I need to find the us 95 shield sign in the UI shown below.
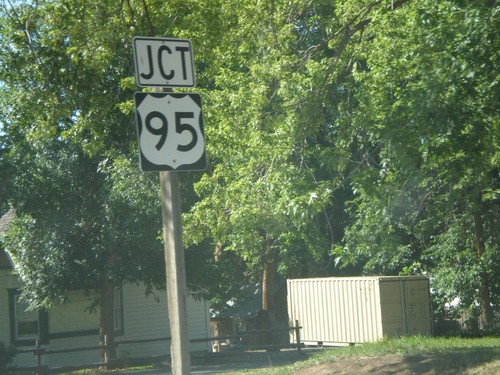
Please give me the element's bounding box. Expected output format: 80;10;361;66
135;92;206;171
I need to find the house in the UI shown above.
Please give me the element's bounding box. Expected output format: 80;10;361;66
0;209;211;370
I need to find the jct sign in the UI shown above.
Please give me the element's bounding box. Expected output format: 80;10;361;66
133;37;195;87
135;92;206;171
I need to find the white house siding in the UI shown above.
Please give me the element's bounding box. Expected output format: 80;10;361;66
118;284;210;359
186;297;211;352
3;282;102;369
1;278;210;369
37;335;100;369
49;291;99;332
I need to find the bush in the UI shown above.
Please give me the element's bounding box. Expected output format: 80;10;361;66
0;341;15;370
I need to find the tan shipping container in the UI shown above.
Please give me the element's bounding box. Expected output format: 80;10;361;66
287;276;432;346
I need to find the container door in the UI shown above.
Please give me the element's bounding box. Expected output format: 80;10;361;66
405;279;432;336
379;281;407;337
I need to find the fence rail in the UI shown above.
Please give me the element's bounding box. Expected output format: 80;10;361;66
9;321;302;374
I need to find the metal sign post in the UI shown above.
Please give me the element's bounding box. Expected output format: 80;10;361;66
133;37;205;375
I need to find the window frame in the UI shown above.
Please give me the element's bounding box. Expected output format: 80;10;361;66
8;289;49;346
113;286;124;335
8;287;125;346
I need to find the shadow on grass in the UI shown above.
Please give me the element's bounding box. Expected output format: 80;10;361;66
378;347;500;375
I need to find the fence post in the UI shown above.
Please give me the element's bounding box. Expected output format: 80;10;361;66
34;338;43;375
295;320;301;353
104;334;109;367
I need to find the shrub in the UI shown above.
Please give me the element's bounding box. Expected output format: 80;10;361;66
0;341;16;370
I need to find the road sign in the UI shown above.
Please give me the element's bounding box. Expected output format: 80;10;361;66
133;37;195;88
135;92;206;171
133;37;197;374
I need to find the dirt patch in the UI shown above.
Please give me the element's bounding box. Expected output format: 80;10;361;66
111;346;500;374
293;353;500;375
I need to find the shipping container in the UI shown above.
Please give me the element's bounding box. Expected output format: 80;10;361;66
287;276;432;346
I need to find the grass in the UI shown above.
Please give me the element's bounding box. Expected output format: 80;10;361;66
54;336;500;374
57;364;157;375
233;336;500;375
319;335;500;357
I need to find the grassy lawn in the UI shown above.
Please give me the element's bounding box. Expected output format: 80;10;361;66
234;336;500;375
55;336;500;374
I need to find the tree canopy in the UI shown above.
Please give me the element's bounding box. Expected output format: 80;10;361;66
333;0;499;330
0;0;498;334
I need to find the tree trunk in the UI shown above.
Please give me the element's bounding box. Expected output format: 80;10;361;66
473;209;492;330
262;255;275;313
261;231;276;311
99;276;117;367
261;234;277;348
214;242;222;262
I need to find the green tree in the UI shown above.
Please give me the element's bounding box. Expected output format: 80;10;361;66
183;0;347;337
0;131;13;214
3;1;496;354
331;0;499;329
184;0;499;333
0;0;177;362
4;142;165;358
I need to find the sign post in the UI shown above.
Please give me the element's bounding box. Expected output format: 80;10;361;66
160;168;191;374
133;37;204;375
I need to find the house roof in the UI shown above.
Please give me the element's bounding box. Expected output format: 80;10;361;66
0;208;15;233
0;208;15;269
0;250;11;269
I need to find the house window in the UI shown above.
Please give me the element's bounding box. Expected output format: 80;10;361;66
15;296;39;339
8;290;48;346
8;288;123;345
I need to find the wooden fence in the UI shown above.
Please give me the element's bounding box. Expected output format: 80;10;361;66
9;321;303;374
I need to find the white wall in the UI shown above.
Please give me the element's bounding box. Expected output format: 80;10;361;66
119;284;210;359
1;279;210;369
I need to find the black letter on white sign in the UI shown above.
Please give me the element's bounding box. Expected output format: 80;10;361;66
158;45;174;80
175;46;190;81
140;45;154;80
